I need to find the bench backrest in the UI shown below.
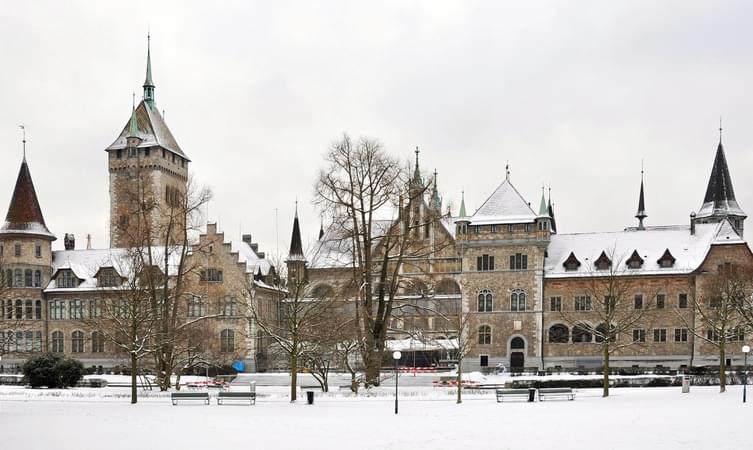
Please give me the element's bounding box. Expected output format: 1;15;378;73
496;389;530;394
171;392;209;397
539;388;572;393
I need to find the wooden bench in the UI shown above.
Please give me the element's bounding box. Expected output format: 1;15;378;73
538;387;574;401
495;388;531;402
171;392;210;405
217;391;256;405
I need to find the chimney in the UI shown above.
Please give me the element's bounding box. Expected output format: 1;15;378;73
690;212;696;235
242;234;253;245
86;234;92;250
64;233;75;250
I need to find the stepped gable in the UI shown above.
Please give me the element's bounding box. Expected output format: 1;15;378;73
0;159;55;240
470;179;537;225
106;99;189;160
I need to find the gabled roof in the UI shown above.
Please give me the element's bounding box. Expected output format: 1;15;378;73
470;179;537;225
697;141;744;218
0;159;55;240
545;221;744;278
106;99;189;160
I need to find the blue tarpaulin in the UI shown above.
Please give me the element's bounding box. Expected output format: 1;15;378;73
232;360;245;372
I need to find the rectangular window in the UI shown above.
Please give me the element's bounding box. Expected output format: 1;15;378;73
476;255;494;271
35;245;41;258
656;294;666;309
69;299;84;320
525;224;532;232
220;296;238;316
574;296;592;311
89;299;102;319
632;329;646;343
507;224;514;232
187;296;205;317
480;355;489;367
50;300;65;320
0;245;3;256
634;294;643;310
678;293;688;309
674;328;688;342
550;296;562;312
509;253;528;270
653;328;667;342
14;244;21;257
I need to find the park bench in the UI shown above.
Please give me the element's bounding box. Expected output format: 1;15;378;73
171;392;210;405
495;388;531;402
217;391;256;405
538;387;574;401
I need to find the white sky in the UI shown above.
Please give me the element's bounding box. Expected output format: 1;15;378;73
2;0;753;259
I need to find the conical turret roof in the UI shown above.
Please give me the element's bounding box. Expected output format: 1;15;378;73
697;140;745;219
1;159;55;240
288;208;305;261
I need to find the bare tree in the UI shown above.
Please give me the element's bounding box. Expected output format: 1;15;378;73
560;251;657;397
685;263;750;393
315;133;447;385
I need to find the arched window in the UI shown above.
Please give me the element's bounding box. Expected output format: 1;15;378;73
311;284;335;298
572;323;593;343
51;331;64;353
5;300;12;319
404;279;428;297
595;323;614;343
477;289;493;312
24;269;33;287
24;299;33;319
34;331;42;352
5;269;12;287
511;289;526;311
71;331;84;353
34;270;42;287
91;331;105;353
478;325;492;345
34;300;41;320
14;269;22;287
220;329;235;353
510;336;525;349
435;279;461;295
15;299;22;319
549;324;570;343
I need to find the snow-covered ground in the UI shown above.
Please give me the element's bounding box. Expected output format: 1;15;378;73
1;381;750;449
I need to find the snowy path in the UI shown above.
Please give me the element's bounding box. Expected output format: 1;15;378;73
1;386;749;449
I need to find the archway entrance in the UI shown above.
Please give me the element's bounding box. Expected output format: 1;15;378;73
510;336;525;372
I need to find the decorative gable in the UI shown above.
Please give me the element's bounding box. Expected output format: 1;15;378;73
626;250;644;269
594;251;612;271
563;252;581;271
657;249;676;268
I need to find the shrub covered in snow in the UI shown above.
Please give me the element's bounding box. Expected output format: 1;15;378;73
22;354;84;388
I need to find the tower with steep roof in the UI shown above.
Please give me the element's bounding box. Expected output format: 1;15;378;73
286;205;307;285
694;127;746;236
106;36;190;248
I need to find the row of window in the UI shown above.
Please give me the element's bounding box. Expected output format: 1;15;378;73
476;253;528;272
546;324;745;344
548;293;689;311
0;243;42;258
564;249;677;271
50;331;106;353
115;147;187;168
2;331;43;353
3;268;44;288
464;224;536;235
477;289;527;312
187;296;239;317
2;299;43;320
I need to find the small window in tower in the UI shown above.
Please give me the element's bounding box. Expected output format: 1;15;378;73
145;148;150;157
0;245;3;257
128;147;137;158
119;215;129;228
35;245;41;258
172;154;176;163
116;149;122;159
14;243;21;257
162;149;166;158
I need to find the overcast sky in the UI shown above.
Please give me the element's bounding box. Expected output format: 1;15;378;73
2;0;753;259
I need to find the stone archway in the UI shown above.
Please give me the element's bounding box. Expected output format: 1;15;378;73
509;336;526;372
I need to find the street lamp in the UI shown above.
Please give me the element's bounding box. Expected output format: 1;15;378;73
393;351;401;414
742;345;750;403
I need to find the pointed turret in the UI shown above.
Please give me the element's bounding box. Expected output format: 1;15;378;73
430;169;442;211
635;170;647;230
143;34;155;107
696;126;746;236
0;158;55;240
458;190;467;218
286;204;307;285
454;190;471;237
126;95;143;149
548;188;557;234
538;187;549;217
287;205;305;262
536;186;552;234
410;147;423;190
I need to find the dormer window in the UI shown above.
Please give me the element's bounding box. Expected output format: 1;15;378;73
98;268;120;287
594;251;612;271
657;249;676;268
57;270;78;288
626;250;644;269
563;252;581;271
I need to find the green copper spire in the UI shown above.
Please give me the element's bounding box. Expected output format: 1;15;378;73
538;186;549;216
459;190;467;218
127;94;139;139
143;33;155;107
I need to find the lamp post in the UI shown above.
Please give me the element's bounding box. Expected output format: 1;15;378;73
393;351;401;414
742;345;750;403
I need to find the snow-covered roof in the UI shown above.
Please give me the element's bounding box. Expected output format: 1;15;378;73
230;239;273;276
106;100;189;161
470;179;537;225
309;219;393;269
545;221;745;278
46;247;181;292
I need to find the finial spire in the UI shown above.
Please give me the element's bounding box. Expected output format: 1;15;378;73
127;93;139;139
411;146;423;189
430;169;441;210
459;189;467;218
719;116;723;144
505;162;510;181
635;166;647;230
143;33;155;107
547;187;557;234
19;125;26;161
538;186;549;217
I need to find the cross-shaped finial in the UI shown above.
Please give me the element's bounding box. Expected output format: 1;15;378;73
19;125;26;161
719;116;723;143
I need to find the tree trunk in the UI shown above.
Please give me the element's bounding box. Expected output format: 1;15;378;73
130;353;138;404
456;357;463;404
364;348;382;386
719;341;726;393
602;343;610;398
290;351;298;402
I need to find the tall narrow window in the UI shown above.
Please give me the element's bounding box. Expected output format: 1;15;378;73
477;289;493;312
91;331;105;353
24;269;33;287
71;331;84;353
35;300;42;320
476;254;494;271
478;325;491;345
24;299;33;319
511;290;526;311
678;293;688;309
34;270;41;287
656;294;666;309
69;299;84;319
220;329;235;353
51;331;64;353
